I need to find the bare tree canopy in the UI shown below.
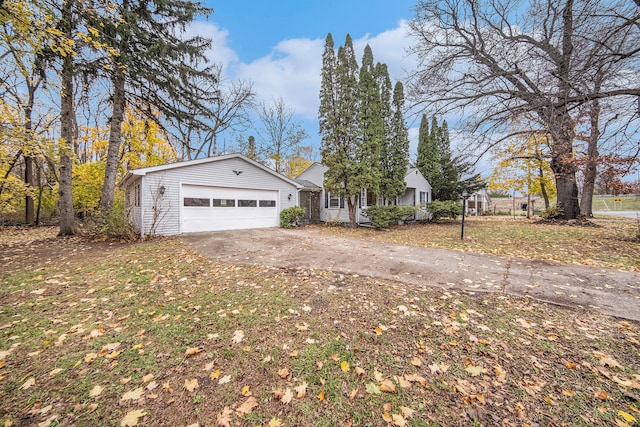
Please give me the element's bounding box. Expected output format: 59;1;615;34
408;0;640;219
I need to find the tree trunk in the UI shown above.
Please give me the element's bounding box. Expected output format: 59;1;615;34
347;195;357;227
58;0;76;236
100;63;126;214
549;115;580;220
538;165;550;210
580;99;600;217
24;81;37;225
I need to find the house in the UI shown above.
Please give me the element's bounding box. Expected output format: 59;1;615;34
466;188;490;215
295;163;432;224
119;153;302;237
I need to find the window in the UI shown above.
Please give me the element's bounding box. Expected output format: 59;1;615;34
325;191;344;209
212;199;235;207
259;200;276;207
329;194;340;208
184;197;210;207
132;183;141;207
419;191;427;207
238;199;257;207
366;190;377;207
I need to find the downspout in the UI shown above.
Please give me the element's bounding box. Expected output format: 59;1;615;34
139;176;145;239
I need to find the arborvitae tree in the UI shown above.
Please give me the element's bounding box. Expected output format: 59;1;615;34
354;45;382;200
435;120;460;201
321;34;361;226
380;81;409;201
416;114;440;198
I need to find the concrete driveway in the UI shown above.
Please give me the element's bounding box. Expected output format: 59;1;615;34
182;227;640;321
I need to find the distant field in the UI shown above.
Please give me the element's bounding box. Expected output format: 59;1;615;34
592;194;640;211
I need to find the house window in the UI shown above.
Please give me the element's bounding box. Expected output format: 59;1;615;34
329;194;340;208
132;183;141;207
259;200;276;207
366;190;377;207
212;199;235;207
184;197;210;207
325;191;344;209
238;199;257;207
419;191;427;207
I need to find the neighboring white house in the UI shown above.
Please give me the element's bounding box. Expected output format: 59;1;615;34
295;163;432;224
119;153;302;237
466;188;490;215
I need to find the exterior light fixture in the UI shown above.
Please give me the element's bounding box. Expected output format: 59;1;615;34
159;186;166;195
288;193;292;201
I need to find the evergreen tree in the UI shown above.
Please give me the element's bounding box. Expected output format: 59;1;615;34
321;34;361;226
95;0;216;214
416;114;440;199
354;45;383;200
417;117;485;201
380;81;409;201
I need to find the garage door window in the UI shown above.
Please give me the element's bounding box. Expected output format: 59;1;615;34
212;198;236;207
259;200;276;207
184;197;210;207
238;199;257;207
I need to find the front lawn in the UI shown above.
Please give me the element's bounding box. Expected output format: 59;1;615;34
0;226;639;426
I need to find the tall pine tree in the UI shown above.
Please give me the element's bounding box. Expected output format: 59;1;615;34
380;81;409;201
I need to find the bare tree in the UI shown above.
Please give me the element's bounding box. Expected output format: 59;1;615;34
169;64;255;160
408;0;640;219
255;97;309;174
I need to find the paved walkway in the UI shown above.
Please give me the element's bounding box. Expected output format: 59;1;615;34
182;228;640;321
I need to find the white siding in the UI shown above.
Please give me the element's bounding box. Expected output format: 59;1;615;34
138;157;299;236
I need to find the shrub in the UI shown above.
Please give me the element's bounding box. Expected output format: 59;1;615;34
280;206;306;228
541;205;563;219
363;205;417;229
427;200;461;222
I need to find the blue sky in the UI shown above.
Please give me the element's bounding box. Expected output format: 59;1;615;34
188;1;488;170
207;1;416;63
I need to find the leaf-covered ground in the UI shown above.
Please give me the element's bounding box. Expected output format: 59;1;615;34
1;226;639;427
322;217;640;271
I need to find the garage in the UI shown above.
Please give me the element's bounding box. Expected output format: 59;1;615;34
120;153;302;237
181;184;278;233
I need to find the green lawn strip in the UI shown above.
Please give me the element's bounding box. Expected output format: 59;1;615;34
321;219;640;271
1;236;639;426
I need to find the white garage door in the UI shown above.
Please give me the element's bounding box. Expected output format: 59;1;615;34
181;184;278;232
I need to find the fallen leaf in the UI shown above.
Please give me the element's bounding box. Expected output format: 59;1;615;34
400;406;414;419
618;411;636;423
278;367;290;379
121;388;144;401
21;378;35;390
89;385;104;397
141;374;154;383
241;385;251;396
410;357;422;367
382;412;393;423
267;419;282;427
340;361;350;372
281;388;293;404
216;407;233;427
210;369;221;380
218;375;231;385
295;382;307;398
185;347;201;357
317;388;325;400
465;365;487;377
49;368;63;377
120;409;146;427
184;379;199;392
391;414;407;426
231;330;244;344
366;382;381;395
236;396;258;416
379;379;396;393
146;381;158;391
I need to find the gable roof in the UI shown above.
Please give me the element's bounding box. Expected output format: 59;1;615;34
119;153;303;189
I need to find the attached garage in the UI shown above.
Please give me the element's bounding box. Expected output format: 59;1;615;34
119;153;302;237
181;185;279;232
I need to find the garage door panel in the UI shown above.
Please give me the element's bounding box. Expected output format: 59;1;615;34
181;185;278;233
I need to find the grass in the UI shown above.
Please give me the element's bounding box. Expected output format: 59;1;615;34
592;194;640;211
0;225;639;427
321;217;640;271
